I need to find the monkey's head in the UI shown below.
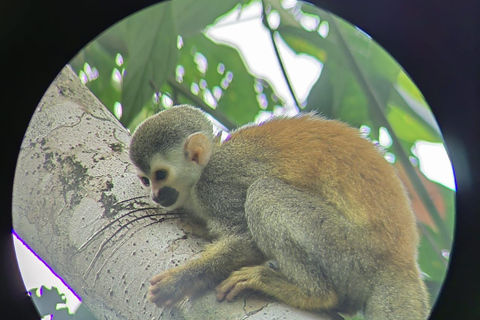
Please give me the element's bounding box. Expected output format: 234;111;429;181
129;105;214;210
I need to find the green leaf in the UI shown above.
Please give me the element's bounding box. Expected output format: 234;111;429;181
396;71;428;103
386;104;441;143
174;0;244;37
303;63;334;114
70;41;122;114
439;186;456;237
29;286;70;317
390;73;443;140
278;15;371;125
172;33;280;126
280;25;338;63
121;2;179;126
263;0;303;29
417;225;449;283
95;22;129;57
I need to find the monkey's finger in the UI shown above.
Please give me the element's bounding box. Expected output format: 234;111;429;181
148;289;172;307
149;289;186;309
147;292;158;302
216;288;227;301
216;277;243;301
148;283;160;295
148;291;163;305
215;282;231;301
224;280;249;301
150;273;167;285
217;278;251;301
148;283;166;299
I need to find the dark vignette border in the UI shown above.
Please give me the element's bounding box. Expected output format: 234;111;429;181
1;0;478;319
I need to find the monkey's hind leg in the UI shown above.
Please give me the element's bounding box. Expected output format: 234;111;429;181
216;178;339;312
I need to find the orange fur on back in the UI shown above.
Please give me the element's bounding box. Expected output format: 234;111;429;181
227;114;417;252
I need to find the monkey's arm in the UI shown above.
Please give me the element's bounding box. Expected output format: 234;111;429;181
148;233;264;307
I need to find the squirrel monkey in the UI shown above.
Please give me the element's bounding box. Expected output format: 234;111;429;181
129;105;429;319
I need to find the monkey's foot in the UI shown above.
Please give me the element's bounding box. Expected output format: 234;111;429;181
216;265;269;301
148;268;191;308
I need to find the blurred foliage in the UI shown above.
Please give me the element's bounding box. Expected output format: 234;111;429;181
69;0;454;315
29;286;96;320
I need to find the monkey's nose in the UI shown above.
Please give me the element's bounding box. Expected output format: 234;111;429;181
151;187;179;208
152;190;161;204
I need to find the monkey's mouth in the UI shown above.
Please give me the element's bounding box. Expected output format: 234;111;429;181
153;186;179;207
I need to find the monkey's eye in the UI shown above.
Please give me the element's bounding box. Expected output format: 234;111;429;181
155;169;167;181
140;177;150;186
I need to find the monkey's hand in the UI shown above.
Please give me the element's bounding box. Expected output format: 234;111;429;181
148;235;265;308
148;266;192;308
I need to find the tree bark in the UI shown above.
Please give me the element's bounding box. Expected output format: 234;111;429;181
12;66;334;320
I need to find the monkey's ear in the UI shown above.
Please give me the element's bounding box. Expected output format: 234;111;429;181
184;133;212;166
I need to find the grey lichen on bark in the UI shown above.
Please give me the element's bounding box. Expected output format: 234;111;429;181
12;65;334;320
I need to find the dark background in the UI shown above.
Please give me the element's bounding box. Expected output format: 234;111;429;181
1;0;478;318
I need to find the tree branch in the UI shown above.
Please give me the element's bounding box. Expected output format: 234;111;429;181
12;65;334;320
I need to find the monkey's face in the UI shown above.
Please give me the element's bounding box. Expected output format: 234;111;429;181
136;150;203;211
131;129;213;211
